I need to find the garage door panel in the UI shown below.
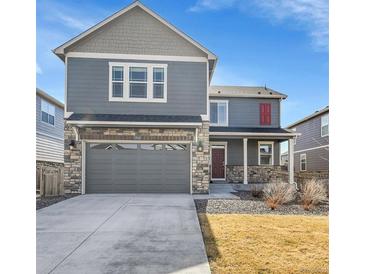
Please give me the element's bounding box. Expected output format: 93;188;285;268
86;143;190;193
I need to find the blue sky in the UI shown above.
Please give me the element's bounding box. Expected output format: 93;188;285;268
36;0;328;127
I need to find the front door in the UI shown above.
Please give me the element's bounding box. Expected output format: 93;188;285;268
212;147;225;179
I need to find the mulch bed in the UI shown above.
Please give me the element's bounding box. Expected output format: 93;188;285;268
195;191;328;216
36;194;79;210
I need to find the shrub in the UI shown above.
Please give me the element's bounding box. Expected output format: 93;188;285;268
263;183;296;210
250;185;263;198
300;179;328;210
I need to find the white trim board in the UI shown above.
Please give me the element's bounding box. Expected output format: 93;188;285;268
66;52;208;63
210;142;227;181
54;1;217;60
294;144;329;154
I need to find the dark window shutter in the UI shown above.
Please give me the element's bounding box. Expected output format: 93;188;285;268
260;103;272;125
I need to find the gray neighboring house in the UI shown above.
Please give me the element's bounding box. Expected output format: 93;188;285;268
36;88;64;167
287;106;329;181
53;1;297;195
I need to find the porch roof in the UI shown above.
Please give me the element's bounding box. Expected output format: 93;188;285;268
209;126;298;137
66;113;202;128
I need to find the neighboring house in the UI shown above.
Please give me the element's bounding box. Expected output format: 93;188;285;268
53;1;297;195
36;88;64;166
287;106;329;174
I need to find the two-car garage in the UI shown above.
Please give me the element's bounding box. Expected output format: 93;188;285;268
85;142;191;193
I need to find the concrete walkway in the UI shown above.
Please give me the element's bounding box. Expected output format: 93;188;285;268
193;183;241;200
37;194;211;274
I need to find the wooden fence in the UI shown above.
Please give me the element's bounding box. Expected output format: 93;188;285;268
36;166;64;197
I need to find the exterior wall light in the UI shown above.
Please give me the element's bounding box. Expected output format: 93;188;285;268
69;140;76;149
197;140;204;152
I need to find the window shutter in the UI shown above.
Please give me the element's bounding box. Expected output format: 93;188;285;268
266;104;271;125
260;104;265;125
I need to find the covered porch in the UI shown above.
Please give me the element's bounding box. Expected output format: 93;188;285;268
209;127;298;185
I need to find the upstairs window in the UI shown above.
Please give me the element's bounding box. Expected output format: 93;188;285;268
111;66;123;97
321;114;329;137
210;100;228;126
109;62;167;102
153;68;165;98
129;67;147;98
260;103;271;125
41;99;55;126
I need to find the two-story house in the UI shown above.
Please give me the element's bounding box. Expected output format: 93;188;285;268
287;106;329;175
36;88;64;196
53;1;297;194
36;88;64;167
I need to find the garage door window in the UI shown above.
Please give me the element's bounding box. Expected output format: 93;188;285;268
141;144;163;151
166;144;187;151
89;143;138;150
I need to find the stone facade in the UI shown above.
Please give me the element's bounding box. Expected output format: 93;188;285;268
226;165;289;183
295;170;329;190
64;121;210;194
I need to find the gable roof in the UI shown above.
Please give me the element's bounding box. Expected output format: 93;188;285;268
53;1;217;62
286;106;329;128
209;86;287;99
36;88;64;109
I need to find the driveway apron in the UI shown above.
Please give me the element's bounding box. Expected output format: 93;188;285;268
37;194;211;274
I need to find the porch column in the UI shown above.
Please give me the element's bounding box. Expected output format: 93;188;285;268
288;138;295;184
243;138;248;184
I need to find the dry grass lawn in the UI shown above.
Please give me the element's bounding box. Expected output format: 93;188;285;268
198;214;328;274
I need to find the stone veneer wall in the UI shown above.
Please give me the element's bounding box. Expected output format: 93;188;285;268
226;165;329;188
295;170;329;190
64;121;210;194
226;165;289;183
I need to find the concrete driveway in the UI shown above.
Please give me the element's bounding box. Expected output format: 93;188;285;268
37;194;210;274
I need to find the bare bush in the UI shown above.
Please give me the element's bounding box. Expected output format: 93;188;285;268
263;183;296;210
250;185;263;198
300;179;328;210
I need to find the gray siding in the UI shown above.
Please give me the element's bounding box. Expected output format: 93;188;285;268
212;138;281;166
66;6;207;58
36;95;64;163
291;112;329;172
67;58;207;116
292;114;329;151
294;147;329;172
209;97;280;127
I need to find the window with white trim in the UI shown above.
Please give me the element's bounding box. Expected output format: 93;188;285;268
41;99;55;126
321;114;329;137
109;62;167;102
210;100;228;126
111;66;124;97
258;142;274;165
300;153;307;171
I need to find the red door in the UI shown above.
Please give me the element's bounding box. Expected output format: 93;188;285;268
212;148;225;179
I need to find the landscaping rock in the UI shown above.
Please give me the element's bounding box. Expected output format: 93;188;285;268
36;194;79;210
195;191;328;216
